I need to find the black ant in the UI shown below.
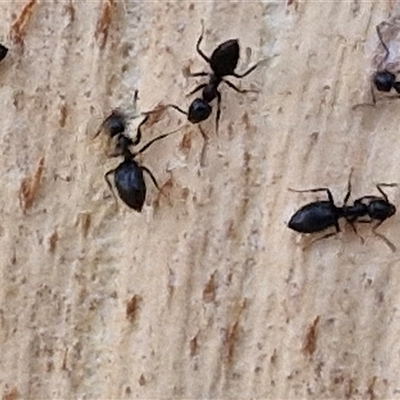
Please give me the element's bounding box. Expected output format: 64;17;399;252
0;44;8;62
288;179;397;250
372;23;400;103
104;129;178;212
167;21;260;133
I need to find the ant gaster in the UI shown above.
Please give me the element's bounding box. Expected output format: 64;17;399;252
0;44;8;62
104;130;177;212
372;24;400;102
288;178;397;250
168;20;260;133
288;187;345;237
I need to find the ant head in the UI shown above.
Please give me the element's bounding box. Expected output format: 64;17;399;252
369;199;396;220
104;110;127;137
0;44;8;62
373;70;395;92
188;98;212;124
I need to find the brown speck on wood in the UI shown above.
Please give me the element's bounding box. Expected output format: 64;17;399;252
46;360;54;372
95;0;115;49
63;0;75;23
302;315;320;357
19;157;45;213
366;376;377;400
11;250;17;266
75;213;92;238
345;378;354;399
11;0;38;45
189;332;199;356
59;103;68;127
126;295;142;322
224;320;239;365
48;231;58;254
142;103;168;127
270;348;277;364
2;387;19;400
62;348;68;371
203;271;216;303
224;298;247;364
242;112;250;130
179;132;192;154
139;374;146;386
180;187;189;201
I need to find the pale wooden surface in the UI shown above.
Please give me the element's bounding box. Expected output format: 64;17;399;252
1;1;400;399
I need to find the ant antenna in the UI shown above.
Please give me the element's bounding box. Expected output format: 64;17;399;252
134;125;184;156
376;24;390;67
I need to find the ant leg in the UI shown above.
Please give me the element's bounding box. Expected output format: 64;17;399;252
308;231;338;247
231;62;259;79
187;71;209;78
94;114;111;138
288;187;334;204
141;166;160;190
104;168;118;209
215;90;221;135
165;104;188;116
223;79;258;94
376;183;397;202
187;83;207;97
196;20;211;64
372;221;396;252
94;125;103;138
346;217;366;244
132;115;149;146
199;125;209;167
376;24;390;64
134;125;183;156
343;168;353;205
141;166;169;201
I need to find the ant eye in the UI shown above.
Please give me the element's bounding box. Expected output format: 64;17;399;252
374;70;395;92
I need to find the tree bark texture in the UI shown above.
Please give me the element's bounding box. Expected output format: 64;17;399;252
1;1;400;399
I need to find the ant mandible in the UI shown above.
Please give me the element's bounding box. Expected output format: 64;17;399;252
168;20;260;133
